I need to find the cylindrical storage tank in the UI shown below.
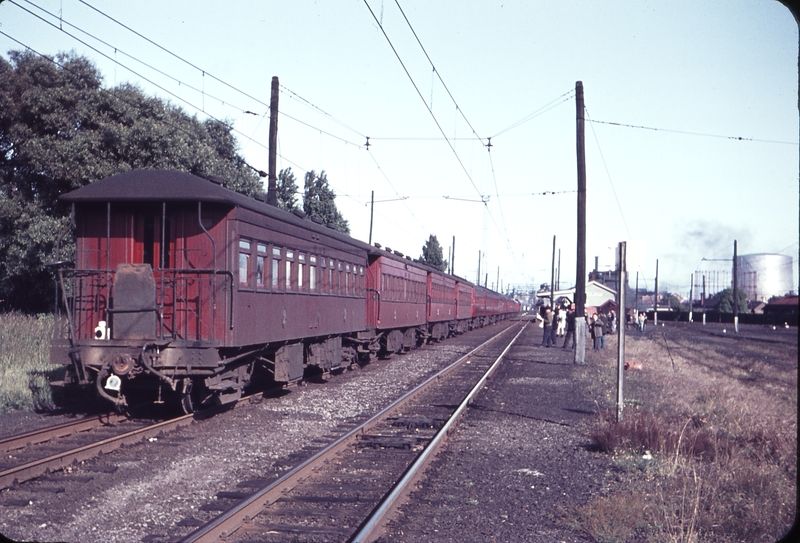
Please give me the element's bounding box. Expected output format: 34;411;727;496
737;253;794;302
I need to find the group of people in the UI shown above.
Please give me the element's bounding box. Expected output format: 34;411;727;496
537;303;618;351
632;310;647;332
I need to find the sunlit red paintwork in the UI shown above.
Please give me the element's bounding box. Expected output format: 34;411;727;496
51;170;519;409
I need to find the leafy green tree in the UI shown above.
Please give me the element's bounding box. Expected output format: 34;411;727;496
276;167;300;212
0;50;262;311
715;287;748;314
665;293;687;311
419;234;447;272
302;170;349;234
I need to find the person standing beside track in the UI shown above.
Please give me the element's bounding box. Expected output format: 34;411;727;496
542;306;555;347
590;313;604;350
556;305;567;337
562;303;577;349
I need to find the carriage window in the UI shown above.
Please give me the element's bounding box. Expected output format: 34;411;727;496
285;250;294;290
271;247;281;289
239;240;251;286
309;256;317;291
298;254;305;289
329;260;335;294
256;244;267;288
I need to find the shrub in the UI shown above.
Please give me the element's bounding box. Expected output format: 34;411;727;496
0;312;55;412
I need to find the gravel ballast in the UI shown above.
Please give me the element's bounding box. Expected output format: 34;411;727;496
0;323;514;543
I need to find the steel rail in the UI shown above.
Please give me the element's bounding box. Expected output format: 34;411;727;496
350;321;529;542
179;322;523;543
0;413;194;489
0;413;126;454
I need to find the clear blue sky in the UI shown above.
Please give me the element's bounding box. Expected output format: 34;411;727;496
1;0;797;297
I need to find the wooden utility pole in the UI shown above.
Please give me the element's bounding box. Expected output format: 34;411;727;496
574;81;587;364
557;248;561;291
451;236;455;276
733;240;739;332
368;191;374;245
477;251;481;285
267;76;279;207
616;242;627;422
550;235;556;308
654;259;659;327
689;273;694;323
702;274;707;325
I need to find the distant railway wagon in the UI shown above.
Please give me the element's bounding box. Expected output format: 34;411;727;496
50;170;519;412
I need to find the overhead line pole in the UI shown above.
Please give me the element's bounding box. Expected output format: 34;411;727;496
267;76;279;207
574;81;587;365
616;241;627;422
368;191;374;245
451;236;455;276
550;236;556;308
733;240;739;332
654;259;659;327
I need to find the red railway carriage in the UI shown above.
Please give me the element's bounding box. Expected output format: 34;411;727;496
52;170;373;411
366;251;427;353
51;169;519;411
454;280;474;333
427;271;457;341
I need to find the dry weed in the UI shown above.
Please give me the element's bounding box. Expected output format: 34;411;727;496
583;325;796;542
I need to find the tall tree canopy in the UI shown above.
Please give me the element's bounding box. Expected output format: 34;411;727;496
276;167;300;212
420;234;447;272
0;50;263;311
302;170;349;234
715;287;749;314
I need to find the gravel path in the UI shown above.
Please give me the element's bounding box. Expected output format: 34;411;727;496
379;321;612;542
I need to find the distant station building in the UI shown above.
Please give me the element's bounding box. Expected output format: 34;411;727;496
536;280;617;312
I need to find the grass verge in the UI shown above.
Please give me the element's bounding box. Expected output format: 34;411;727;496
575;325;796;542
0;312;55;413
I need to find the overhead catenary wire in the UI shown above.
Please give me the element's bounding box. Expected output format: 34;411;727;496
364;0;526;271
362;0;485;201
0;30;279;180
491;89;575;139
392;0;484;145
4;2;442;254
11;0;538;277
14;0;250;112
587;118;799;146
6;0;375;189
16;0;370;152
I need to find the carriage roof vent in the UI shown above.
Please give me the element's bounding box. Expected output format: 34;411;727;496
292;209;307;219
254;193;266;202
394;250;404;257
310;216;323;224
374;243;381;249
206;175;225;186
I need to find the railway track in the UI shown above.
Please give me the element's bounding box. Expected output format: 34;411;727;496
177;321;529;543
0;412;193;491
